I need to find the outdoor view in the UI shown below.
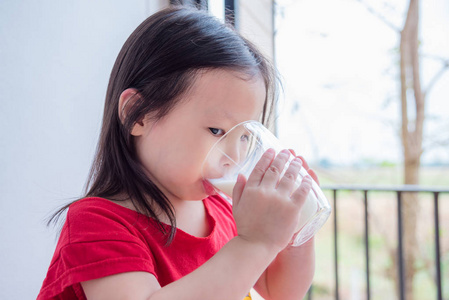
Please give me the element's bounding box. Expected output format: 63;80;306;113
274;0;448;299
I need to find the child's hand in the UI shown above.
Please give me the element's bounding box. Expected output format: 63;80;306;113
231;149;313;253
289;149;319;185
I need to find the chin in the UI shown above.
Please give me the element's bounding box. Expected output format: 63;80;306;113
182;186;210;201
184;193;209;201
178;180;215;200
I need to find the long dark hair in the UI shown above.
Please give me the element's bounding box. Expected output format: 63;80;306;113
50;6;278;243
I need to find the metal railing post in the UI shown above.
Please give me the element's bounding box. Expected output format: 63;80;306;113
433;192;442;300
397;191;405;300
307;286;312;300
333;189;339;300
364;190;371;300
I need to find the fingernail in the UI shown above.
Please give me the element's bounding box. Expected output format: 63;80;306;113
293;156;302;164
266;148;275;155
279;149;291;158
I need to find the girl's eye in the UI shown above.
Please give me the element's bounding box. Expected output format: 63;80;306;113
209;128;224;136
240;134;249;142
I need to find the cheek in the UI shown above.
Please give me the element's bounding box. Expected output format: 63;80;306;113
161;149;209;199
136;126;213;198
161;139;207;182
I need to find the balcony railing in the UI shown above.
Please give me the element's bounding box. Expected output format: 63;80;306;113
305;185;449;300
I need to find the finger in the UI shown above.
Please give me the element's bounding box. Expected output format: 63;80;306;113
232;174;247;207
291;175;313;207
246;148;275;186
276;156;302;194
288;149;296;157
297;156;310;171
297;156;320;185
260;149;291;188
307;168;320;186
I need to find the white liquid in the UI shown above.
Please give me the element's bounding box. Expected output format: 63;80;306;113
295;193;318;232
212;179;318;233
213;180;236;197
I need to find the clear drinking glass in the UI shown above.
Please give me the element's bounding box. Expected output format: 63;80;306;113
202;120;331;246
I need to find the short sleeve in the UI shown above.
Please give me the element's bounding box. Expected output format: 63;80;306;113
37;199;157;300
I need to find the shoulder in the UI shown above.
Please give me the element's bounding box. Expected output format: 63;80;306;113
68;196;129;217
38;197;158;299
65;197;150;244
55;197;158;273
67;196;141;224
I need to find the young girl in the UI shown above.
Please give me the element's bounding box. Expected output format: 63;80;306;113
38;6;316;300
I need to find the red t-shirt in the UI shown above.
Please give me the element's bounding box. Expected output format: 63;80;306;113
37;196;237;300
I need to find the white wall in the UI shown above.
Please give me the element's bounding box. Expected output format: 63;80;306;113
0;1;167;298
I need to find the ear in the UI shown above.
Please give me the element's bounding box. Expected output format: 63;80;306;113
118;88;145;136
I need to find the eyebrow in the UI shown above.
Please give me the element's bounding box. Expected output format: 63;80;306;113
204;109;238;124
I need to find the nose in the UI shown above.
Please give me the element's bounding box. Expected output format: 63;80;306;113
219;142;240;168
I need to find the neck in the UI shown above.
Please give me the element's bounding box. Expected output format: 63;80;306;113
170;198;211;238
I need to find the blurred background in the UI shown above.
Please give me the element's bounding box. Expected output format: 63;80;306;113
0;0;447;299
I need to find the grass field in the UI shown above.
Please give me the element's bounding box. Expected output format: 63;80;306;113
316;165;449;187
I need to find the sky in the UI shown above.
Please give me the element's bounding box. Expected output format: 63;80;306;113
274;0;449;166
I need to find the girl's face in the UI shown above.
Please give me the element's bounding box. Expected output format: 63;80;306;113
132;69;266;203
